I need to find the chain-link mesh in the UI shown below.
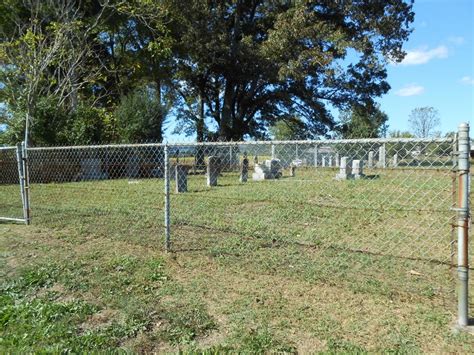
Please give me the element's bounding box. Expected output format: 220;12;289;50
0;146;24;221
26;144;166;246
167;138;458;301
0;137;466;305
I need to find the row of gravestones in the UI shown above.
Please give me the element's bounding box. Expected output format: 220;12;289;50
173;155;293;193
173;151;400;193
335;157;365;180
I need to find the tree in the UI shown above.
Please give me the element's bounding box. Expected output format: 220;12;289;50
337;104;389;138
114;86;168;143
408;107;441;138
269;117;311;140
389;130;414;138
148;0;414;140
0;0;107;146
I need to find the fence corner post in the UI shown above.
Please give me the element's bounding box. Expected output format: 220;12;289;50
164;144;171;251
457;122;470;327
21;141;31;225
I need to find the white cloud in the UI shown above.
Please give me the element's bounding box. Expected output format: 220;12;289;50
460;76;474;85
448;36;465;45
395;84;425;97
398;45;448;66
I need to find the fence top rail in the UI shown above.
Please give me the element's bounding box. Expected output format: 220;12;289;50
0;146;16;151
25;137;455;151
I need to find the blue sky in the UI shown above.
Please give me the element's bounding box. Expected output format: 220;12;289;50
379;0;473;135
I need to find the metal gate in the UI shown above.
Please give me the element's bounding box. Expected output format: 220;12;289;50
0;144;29;224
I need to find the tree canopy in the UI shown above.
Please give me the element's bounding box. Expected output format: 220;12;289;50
0;0;415;145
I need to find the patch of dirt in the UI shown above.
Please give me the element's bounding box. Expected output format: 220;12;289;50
81;309;119;331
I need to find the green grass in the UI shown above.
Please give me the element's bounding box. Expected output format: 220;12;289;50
1;166;473;352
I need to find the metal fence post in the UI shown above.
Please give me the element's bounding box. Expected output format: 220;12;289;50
457;122;470;327
164;145;171;251
21;141;31;225
15;143;27;224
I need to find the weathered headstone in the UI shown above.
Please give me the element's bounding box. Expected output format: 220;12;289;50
378;144;386;168
265;159;282;178
252;159;282;181
290;165;296;177
392;153;398;167
368;151;374;168
207;156;220;186
322;156;326;167
175;165;188;193
240;154;249;183
335;156;350;180
252;164;266;181
352;159;364;179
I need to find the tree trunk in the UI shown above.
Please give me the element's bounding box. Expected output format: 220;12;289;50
196;93;205;142
220;80;234;141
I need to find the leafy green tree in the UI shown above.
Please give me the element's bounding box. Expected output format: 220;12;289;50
389;130;415;138
165;0;413;140
0;0;107;145
114;86;167;142
337;104;389;138
269;117;311;140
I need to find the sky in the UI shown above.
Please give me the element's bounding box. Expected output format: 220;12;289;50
379;0;473;135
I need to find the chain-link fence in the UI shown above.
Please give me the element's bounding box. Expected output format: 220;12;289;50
0;146;25;223
1;133;471;324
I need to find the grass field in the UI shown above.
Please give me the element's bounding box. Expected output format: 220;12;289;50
1;167;474;353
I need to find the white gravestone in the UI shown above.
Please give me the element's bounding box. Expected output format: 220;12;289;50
252;159;282;181
368;151;374;168
352;159;364;179
335;157;350;180
378;145;386;168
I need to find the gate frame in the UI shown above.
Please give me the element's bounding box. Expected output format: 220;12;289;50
0;143;29;224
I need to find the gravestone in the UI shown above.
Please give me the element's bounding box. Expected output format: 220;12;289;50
290;165;296;177
322;156;326;167
314;146;318;167
265;159;282;178
392;153;398;167
252;164;267;181
335;156;350;180
378;144;386;168
352;160;364;179
335;153;340;167
252;159;282;181
80;158;108;180
175;165;188;193
368;151;374;168
240;154;249;183
207;156;220;186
